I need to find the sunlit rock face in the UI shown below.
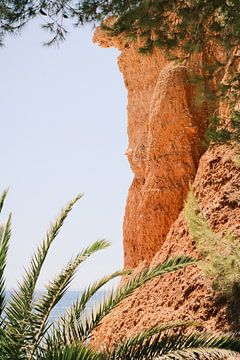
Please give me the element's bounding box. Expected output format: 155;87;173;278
92;30;240;348
94;29;208;268
91;143;240;348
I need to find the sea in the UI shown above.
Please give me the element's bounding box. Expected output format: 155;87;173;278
47;290;86;322
6;290;104;323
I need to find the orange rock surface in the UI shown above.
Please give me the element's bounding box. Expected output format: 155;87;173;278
94;30;209;268
92;30;240;347
92;144;240;348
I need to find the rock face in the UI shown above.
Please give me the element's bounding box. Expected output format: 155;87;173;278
92;31;240;347
94;31;209;268
92;144;240;348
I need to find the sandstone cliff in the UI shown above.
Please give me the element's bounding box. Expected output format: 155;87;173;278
92;30;240;347
94;30;217;269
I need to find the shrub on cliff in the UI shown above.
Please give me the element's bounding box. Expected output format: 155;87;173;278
184;189;240;296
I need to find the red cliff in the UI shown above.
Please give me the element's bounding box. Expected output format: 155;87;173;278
92;30;240;347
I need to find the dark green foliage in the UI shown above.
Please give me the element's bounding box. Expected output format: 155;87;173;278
0;0;240;52
1;1;240;147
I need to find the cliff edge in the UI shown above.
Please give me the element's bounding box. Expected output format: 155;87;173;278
92;29;240;347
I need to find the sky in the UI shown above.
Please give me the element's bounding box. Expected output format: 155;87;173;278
0;21;132;290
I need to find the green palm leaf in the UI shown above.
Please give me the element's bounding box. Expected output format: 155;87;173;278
0;213;11;317
38;342;104;360
3;194;83;358
59;269;131;345
2;191;235;360
28;239;110;359
0;189;8;215
0;188;10;316
108;321;199;360
157;348;239;360
109;330;240;360
60;255;197;343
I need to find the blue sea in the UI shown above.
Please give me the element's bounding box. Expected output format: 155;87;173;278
47;290;85;322
6;290;104;323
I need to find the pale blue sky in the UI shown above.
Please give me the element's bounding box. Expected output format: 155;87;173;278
0;21;132;289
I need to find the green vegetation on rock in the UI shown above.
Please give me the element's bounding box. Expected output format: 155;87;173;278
184;188;240;296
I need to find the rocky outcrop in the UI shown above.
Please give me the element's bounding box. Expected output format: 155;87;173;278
92;144;240;348
92;30;240;347
94;30;209;268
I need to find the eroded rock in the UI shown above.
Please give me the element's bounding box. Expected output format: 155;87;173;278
94;29;208;268
92;30;240;348
92;145;240;349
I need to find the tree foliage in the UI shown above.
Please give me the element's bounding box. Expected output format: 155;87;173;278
1;1;240;145
0;0;240;51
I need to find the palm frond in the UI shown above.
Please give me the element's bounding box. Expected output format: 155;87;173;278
38;342;104;360
157;348;239;360
108;330;240;360
59;269;131;345
72;269;131;314
3;194;82;358
60;255;196;343
0;213;11;316
0;188;10;315
28;239;110;359
108;321;199;360
0;189;8;215
2;191;233;360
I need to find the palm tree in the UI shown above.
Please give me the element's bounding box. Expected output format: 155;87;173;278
0;190;240;360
